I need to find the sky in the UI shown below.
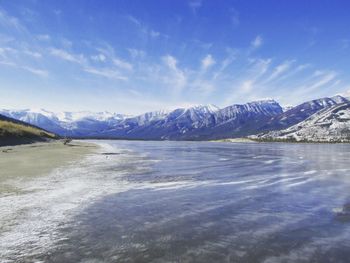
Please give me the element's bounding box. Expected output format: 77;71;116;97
0;0;350;115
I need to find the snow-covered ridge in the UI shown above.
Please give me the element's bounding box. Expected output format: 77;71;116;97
0;109;129;136
2;96;349;141
253;102;350;142
1;109;127;123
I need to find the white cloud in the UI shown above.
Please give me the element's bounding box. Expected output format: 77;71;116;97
84;67;127;81
113;57;133;71
150;30;160;38
126;15;141;26
37;34;50;41
249;58;271;77
162;55;187;94
23;50;42;58
189;0;203;12
295;64;311;72
0;9;24;31
307;71;337;91
213;49;236;79
201;54;216;70
49;48;86;65
0;34;14;44
267;60;294;81
251;35;263;49
191;79;215;95
91;53;106;62
61;38;73;48
0;59;16;66
128;48;146;59
94;45;133;71
263;62;311;85
125;15;162;39
240;80;254;93
0;47;18;56
163;55;178;70
22;66;48;77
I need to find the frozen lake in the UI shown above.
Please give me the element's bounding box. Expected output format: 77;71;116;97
2;140;350;262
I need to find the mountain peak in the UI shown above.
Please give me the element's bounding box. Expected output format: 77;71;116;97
248;99;279;105
183;104;220;113
330;95;348;104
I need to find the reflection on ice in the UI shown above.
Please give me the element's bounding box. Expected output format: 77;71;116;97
2;141;350;262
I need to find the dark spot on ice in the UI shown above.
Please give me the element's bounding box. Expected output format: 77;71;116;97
101;152;122;155
335;203;350;222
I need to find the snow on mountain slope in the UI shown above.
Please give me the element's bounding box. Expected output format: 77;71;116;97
0;109;127;136
184;100;284;140
213;100;282;124
256;95;349;133
98;104;220;139
98;101;282;140
3;95;347;141
253;102;350;142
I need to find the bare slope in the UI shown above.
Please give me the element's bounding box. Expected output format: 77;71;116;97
0;114;58;146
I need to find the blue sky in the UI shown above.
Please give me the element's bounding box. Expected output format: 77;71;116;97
0;0;350;114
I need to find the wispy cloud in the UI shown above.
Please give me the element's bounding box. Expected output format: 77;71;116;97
0;55;48;77
230;8;240;27
251;35;263;49
201;54;215;70
128;48;146;59
126;15;142;26
36;34;50;41
239;80;254;93
150;30;160;38
49;48;86;65
213;48;237;80
0;9;25;31
266;60;295;82
22;66;48;77
23;50;42;58
125;15;164;39
93;44;134;71
91;53;106;62
84;67;127;81
113;58;133;71
162;55;187;94
188;0;203;13
306;70;337;91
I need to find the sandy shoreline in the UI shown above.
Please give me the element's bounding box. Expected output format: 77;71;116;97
0;140;98;194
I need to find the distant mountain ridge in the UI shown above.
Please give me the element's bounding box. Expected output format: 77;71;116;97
2;95;349;141
254;95;349;133
252;101;350;142
0;109;127;137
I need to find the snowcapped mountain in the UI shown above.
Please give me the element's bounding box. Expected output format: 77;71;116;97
97;100;282;140
255;95;349;133
2;95;349;141
0;109;127;136
97;104;221;139
253;102;350;142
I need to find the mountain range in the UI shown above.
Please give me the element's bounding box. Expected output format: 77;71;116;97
252;101;350;142
1;95;349;141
